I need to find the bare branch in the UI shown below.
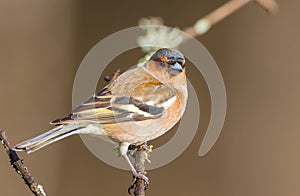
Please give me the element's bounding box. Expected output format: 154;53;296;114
184;0;279;37
133;147;147;196
0;130;46;196
127;144;152;196
255;0;279;14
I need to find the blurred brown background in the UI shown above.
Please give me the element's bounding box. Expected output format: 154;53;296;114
0;0;299;195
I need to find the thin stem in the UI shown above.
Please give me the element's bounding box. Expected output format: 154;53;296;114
255;0;279;14
134;147;146;196
0;130;46;196
184;0;279;37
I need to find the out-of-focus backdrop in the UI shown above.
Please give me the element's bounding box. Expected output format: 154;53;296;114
0;0;299;195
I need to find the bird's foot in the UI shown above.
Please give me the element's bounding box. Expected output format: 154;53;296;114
128;171;149;194
126;143;152;194
133;170;149;185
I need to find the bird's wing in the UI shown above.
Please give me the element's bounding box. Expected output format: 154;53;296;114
50;68;176;125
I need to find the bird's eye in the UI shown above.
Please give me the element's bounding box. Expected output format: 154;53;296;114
167;58;176;65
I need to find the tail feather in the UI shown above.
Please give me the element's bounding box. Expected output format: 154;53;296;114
14;125;81;153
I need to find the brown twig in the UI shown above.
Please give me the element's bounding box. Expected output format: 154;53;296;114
184;0;279;37
0;130;46;196
133;146;147;196
127;144;152;196
255;0;279;13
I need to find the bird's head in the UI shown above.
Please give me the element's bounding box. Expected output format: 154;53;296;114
144;48;186;84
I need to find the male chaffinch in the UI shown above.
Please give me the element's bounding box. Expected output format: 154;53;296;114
15;48;188;183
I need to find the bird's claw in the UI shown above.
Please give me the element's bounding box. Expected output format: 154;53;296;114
128;179;135;195
134;171;149;185
127;172;149;194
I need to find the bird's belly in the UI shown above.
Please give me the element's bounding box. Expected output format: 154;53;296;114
103;117;178;144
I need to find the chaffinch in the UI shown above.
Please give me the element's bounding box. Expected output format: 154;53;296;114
15;48;188;183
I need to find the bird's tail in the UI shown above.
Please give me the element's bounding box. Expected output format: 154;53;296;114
14;125;81;153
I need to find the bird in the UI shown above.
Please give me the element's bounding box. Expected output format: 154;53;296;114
14;48;188;183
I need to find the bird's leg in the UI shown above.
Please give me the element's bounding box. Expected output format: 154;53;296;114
119;143;149;185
